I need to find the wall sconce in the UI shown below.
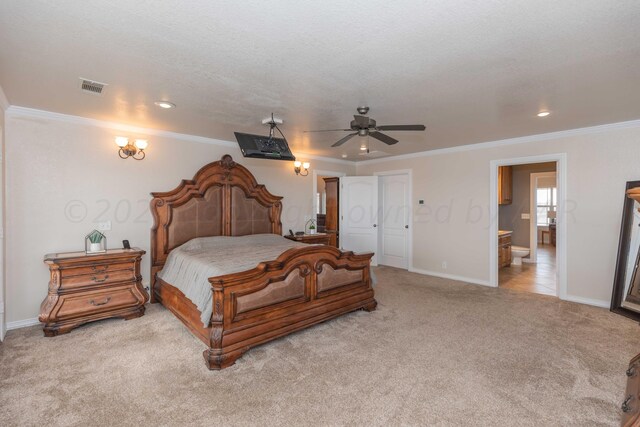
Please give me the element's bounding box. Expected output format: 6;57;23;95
294;160;310;176
116;137;148;160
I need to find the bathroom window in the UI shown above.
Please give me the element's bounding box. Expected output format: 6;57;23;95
537;187;557;226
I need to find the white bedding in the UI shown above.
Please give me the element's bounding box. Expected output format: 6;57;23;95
157;234;308;326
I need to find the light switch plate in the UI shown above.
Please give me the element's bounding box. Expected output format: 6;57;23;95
97;221;112;231
521;213;530;220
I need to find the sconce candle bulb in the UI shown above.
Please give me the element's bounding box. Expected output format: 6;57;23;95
115;136;129;147
135;139;148;150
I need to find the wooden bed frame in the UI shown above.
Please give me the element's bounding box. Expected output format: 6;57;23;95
150;155;376;369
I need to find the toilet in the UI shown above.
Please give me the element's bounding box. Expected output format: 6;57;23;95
511;246;530;266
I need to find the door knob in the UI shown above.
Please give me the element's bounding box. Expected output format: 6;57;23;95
373;224;377;228
405;225;409;229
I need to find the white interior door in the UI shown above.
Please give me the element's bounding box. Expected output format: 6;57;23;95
379;174;409;269
340;176;379;266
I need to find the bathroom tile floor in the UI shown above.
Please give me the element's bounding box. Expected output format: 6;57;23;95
499;244;556;296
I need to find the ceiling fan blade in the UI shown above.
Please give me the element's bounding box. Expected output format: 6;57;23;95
353;115;370;128
369;131;398;145
376;124;426;131
331;133;358;147
304;129;352;133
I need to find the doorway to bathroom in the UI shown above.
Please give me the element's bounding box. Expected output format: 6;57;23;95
489;154;567;299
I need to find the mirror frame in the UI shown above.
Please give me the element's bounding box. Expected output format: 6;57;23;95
611;180;640;322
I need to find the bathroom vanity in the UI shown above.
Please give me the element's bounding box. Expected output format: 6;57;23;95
498;231;512;268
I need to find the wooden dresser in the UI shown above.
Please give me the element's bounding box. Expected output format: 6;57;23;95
39;248;147;336
285;233;331;245
622;353;640;426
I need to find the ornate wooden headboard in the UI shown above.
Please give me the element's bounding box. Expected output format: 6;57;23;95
149;155;283;290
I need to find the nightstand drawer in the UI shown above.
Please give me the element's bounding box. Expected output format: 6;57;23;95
60;269;136;290
55;286;142;320
60;261;133;278
623;356;640;426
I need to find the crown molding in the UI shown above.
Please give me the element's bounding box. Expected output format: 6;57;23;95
0;85;9;111
6;105;237;147
291;152;354;166
5;105;355;166
7;105;640;167
357;118;640;166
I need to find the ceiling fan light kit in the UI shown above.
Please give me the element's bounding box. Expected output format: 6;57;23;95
305;106;426;148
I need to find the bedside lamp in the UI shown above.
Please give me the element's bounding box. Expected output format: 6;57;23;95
547;210;557;224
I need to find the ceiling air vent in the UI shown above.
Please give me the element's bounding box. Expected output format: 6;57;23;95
79;78;107;95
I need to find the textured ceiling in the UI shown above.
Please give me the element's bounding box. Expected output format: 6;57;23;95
1;0;639;160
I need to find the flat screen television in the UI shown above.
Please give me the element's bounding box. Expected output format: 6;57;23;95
234;132;295;161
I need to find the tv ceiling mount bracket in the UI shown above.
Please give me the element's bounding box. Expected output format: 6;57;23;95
261;114;283;126
261;113;284;139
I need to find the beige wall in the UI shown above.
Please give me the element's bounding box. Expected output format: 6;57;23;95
499;162;556;248
357;124;640;305
4;111;354;324
5;106;640;322
0;87;6;339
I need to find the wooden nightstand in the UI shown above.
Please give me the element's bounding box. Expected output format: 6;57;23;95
284;233;331;245
622;352;640;426
39;248;147;336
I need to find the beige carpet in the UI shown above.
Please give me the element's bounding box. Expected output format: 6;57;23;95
1;266;639;426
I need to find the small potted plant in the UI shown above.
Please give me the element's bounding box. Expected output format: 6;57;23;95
307;219;317;235
85;229;107;254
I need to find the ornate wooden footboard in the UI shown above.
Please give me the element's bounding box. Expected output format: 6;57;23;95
204;245;375;369
150;155;376;369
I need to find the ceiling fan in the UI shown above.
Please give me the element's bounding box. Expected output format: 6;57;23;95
305;106;426;147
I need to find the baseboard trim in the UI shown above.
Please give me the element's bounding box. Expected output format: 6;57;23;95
0;305;5;341
564;295;610;309
409;267;493;287
6;317;40;330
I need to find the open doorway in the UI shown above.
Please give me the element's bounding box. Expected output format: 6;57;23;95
498;163;557;296
489;154;567;299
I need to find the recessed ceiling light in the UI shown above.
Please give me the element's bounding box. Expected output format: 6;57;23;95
154;101;176;109
360;145;367;151
537;111;550;117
